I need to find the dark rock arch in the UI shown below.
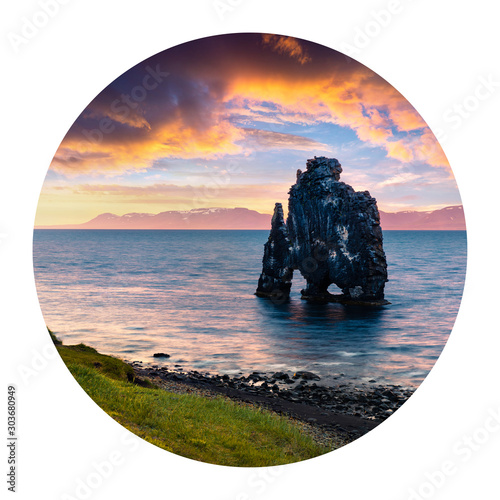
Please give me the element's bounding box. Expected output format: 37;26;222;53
256;156;389;305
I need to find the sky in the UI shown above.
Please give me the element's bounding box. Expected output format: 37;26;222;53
36;33;461;226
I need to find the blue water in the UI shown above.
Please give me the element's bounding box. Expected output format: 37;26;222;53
33;230;466;388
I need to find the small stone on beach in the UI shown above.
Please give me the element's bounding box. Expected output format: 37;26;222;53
293;371;321;381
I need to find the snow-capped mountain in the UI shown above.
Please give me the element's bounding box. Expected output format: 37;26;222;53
379;205;465;230
37;205;465;230
39;208;272;229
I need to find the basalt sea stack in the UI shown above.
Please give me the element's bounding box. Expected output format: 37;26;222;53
256;156;388;305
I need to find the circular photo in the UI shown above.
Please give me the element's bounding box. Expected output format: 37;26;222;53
33;33;466;467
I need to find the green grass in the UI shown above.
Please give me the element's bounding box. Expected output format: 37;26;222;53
55;341;330;466
57;342;136;382
47;327;62;345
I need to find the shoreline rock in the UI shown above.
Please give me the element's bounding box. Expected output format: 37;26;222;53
130;361;414;439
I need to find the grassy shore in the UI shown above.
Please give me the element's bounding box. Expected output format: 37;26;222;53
52;331;331;466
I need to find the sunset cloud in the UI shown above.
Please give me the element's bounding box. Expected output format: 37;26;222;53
261;34;312;64
50;34;448;176
53;115;246;175
376;172;421;188
240;128;329;151
224;70;447;169
38;33;460;225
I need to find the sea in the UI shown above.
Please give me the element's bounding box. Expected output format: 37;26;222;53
33;230;466;388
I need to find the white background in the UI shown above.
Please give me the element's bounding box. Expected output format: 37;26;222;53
1;1;499;499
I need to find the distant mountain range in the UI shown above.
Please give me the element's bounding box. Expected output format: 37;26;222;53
39;208;271;230
379;205;465;230
37;205;465;230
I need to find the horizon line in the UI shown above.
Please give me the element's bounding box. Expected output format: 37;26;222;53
34;228;467;231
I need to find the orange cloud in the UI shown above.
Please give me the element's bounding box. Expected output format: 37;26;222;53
49;34;449;177
240;128;329;151
52;116;245;175
415;129;449;168
386;141;414;163
262;34;311;64
224;70;449;169
84;100;151;130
